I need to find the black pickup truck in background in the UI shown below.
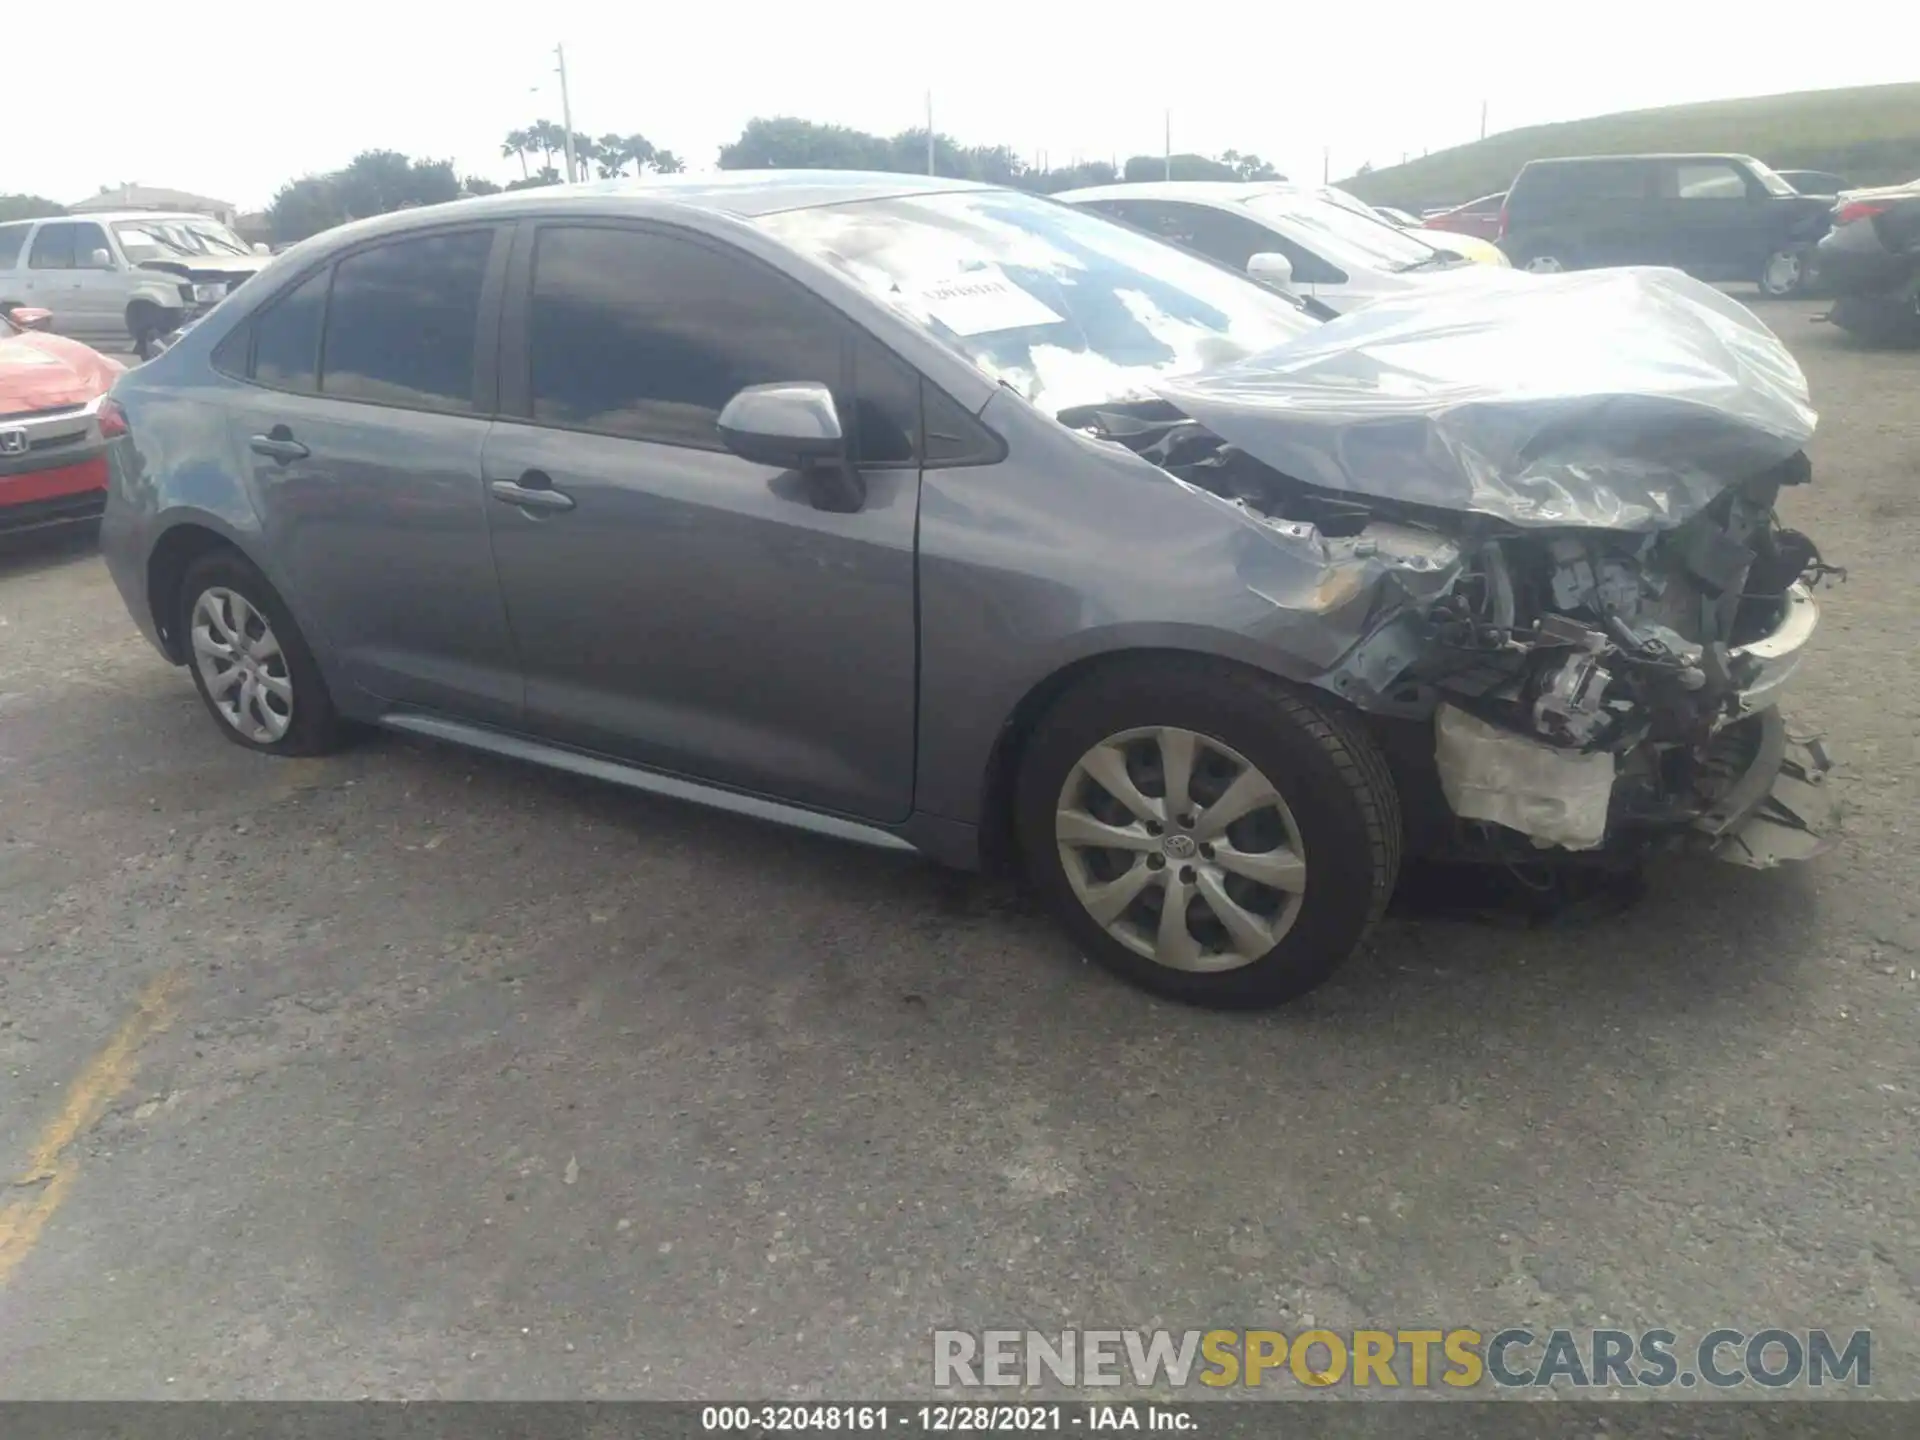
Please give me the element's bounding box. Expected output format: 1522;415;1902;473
1497;153;1833;297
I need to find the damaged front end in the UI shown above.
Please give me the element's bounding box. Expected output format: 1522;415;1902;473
1078;268;1844;870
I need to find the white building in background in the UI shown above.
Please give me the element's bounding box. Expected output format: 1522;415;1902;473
70;185;239;226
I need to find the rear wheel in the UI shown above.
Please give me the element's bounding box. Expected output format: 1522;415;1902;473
1758;246;1810;298
178;549;343;756
1015;659;1401;1009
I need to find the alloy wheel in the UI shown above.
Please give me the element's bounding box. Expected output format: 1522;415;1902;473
191;587;294;743
1054;726;1307;973
1762;249;1803;296
1524;255;1564;274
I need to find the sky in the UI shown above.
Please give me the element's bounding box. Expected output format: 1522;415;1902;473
11;0;1912;211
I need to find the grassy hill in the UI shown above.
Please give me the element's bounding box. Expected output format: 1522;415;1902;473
1344;83;1920;211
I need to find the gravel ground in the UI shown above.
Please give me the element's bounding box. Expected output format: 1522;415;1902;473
0;300;1917;1401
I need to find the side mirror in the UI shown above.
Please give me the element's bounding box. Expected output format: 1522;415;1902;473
253;243;271;255
717;381;865;512
85;247;114;269
1247;251;1295;292
6;305;53;331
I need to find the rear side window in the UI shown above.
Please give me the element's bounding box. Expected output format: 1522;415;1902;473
250;268;330;392
527;225;857;453
0;224;28;270
1515;161;1650;203
320;230;493;414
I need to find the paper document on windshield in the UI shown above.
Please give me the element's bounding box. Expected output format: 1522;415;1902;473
916;267;1063;336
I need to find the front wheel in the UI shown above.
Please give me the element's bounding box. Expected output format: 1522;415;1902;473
1015;659;1401;1009
127;301;183;361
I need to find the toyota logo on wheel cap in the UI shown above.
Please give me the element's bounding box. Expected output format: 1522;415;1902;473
0;426;26;457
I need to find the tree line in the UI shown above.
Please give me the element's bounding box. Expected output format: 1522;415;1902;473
259;116;1284;244
6;116;1286;245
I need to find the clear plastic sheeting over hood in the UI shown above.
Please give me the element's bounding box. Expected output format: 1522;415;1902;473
1153;267;1817;532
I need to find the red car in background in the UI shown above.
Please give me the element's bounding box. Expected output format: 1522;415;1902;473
1;305;126;535
1422;191;1507;242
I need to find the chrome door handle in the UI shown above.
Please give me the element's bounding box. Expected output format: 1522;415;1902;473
248;433;309;462
489;478;575;512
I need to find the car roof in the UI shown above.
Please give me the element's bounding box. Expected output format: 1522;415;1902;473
1521;153;1764;167
21;211;227;226
1057;180;1303;205
272;171;1003;255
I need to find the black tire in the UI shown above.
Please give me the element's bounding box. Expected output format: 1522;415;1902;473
1015;658;1401;1009
1510;238;1577;274
1828;285;1920;346
177;549;343;756
127;301;182;361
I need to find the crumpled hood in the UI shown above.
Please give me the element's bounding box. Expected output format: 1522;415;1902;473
0;333;124;416
136;253;270;282
1153;266;1816;531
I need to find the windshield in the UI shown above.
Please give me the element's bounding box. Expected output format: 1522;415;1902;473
1238;191;1445;270
112;218;252;262
755;188;1316;415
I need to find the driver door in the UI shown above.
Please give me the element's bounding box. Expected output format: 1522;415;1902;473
480;221;922;823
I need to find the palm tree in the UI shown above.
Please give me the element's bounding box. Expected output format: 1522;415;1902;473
651;149;684;175
595;133;626;179
501;129;532;180
527;120;564;176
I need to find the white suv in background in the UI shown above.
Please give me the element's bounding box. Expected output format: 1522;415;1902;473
0;211;271;357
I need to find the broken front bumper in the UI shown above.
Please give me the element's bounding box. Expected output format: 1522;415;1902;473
1697;711;1840;868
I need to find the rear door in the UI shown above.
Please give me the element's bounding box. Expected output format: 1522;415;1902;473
23;223;88;336
216;225;523;724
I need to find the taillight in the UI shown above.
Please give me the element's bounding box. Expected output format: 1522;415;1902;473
1834;200;1889;227
97;397;129;440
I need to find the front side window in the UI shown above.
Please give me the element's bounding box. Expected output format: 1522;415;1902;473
320;229;493;414
1238;192;1440;272
0;224;28;270
527;225;857;453
29;222;111;271
1103;200;1346;286
757;188;1314;416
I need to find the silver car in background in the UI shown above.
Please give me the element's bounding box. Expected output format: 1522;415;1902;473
1059;180;1487;312
99;173;1837;1009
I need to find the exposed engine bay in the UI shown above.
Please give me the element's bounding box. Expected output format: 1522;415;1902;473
1067;399;1842;868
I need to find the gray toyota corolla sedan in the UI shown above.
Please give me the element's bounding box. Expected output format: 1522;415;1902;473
99;172;1839;1008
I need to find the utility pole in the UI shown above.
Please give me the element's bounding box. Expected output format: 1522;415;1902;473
926;92;935;176
1322;146;1330;183
1480;99;1488;140
1163;111;1171;180
556;44;578;183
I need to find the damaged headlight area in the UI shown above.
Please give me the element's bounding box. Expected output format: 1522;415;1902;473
1070;404;1843;870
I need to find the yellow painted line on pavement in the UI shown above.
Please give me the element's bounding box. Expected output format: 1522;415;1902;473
0;970;182;1287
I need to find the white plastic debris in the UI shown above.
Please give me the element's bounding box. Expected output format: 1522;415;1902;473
1434;704;1616;850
